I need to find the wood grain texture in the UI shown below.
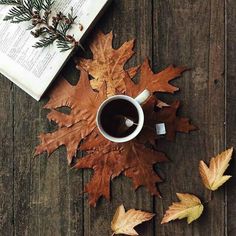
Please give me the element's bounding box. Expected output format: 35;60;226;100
11;60;84;235
0;0;235;235
226;0;236;235
0;75;13;235
153;0;225;235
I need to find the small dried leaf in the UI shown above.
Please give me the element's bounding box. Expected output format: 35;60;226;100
161;193;204;224
111;204;155;235
199;148;233;191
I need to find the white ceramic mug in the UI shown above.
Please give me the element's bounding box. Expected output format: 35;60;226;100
96;90;151;143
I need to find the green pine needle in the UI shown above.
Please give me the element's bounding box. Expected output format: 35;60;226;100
0;0;21;5
0;0;80;52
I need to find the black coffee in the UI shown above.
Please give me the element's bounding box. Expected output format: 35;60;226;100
100;99;139;138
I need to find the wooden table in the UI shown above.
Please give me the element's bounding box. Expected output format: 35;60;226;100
1;0;236;235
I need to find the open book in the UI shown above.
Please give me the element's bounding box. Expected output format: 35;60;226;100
0;0;111;100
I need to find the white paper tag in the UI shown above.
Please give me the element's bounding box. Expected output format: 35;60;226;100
155;123;166;135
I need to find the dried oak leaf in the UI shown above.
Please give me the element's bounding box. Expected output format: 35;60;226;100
199;148;233;191
76;31;139;97
77;31;186;98
156;100;197;141
137;97;197;144
124;58;187;97
35;70;106;164
136;96;164;145
122;141;167;197
161;193;204;224
75;131;126;207
76;129;168;207
111;204;155;236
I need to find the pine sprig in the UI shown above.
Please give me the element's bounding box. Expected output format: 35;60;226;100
0;0;82;52
34;36;55;48
0;0;21;4
56;39;74;52
4;4;33;22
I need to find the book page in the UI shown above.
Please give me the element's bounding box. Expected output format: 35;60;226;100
0;0;110;100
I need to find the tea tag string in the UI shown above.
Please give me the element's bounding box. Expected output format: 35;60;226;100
124;117;166;136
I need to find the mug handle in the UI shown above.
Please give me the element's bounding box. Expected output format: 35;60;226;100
135;89;151;104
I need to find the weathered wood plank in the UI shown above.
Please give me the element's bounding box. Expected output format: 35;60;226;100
59;60;85;236
12;60;84;235
0;0;229;235
12;88;43;235
153;0;225;235
0;76;13;235
82;1;155;235
226;0;236;235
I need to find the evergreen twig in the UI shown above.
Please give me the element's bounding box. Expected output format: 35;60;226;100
0;0;82;52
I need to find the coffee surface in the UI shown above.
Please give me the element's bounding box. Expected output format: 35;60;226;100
100;99;139;138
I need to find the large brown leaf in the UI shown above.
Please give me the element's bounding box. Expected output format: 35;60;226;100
76;129;168;206
123;141;167;197
36;31;197;207
136;97;197;145
124;58;187;97
75;131;125;206
76;31;139;97
156;100;197;141
35;70;106;164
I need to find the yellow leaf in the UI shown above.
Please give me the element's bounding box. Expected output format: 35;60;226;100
111;204;155;236
199;148;233;191
161;193;204;224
